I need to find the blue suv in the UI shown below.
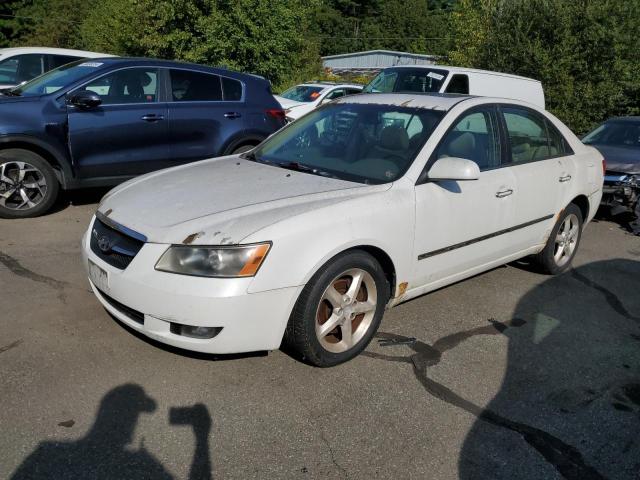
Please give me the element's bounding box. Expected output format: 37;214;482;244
0;57;286;217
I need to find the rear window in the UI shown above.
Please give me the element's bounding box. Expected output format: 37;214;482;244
279;85;324;102
170;69;222;102
363;68;449;94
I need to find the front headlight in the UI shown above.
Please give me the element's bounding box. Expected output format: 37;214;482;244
155;243;271;278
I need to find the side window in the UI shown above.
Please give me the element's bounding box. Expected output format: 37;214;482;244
80;68;158;104
170;69;222;101
435;109;501;170
345;88;361;95
502;107;554;163
48;55;81;70
221;76;242;101
545;119;572;156
14;54;45;83
445;74;469;94
324;89;345;100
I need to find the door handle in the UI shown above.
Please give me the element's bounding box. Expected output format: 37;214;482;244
495;189;514;198
224;112;242;119
141;114;164;122
559;174;572;183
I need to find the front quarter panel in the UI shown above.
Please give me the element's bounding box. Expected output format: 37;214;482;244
243;180;415;298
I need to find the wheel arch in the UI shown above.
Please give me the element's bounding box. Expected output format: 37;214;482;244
569;194;590;223
0;136;72;187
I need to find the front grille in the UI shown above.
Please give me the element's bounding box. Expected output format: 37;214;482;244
90;216;145;270
97;288;144;324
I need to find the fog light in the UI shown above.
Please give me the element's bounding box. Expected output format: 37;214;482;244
170;323;222;339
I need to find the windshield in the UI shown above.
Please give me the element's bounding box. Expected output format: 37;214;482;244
583;121;640;147
8;59;106;97
363;68;449;94
250;102;444;184
279;85;325;102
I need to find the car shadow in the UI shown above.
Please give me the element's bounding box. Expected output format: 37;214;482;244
9;384;214;479
362;259;640;479
49;187;111;214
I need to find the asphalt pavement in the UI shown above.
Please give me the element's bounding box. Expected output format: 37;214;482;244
1;193;639;480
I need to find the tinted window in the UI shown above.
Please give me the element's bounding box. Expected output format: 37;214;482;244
81;68;158;104
363;68;448;94
503;107;556;163
170;70;222;101
49;55;82;69
345;88;362;95
0;54;44;84
222;76;242;101
445;74;469;94
583;121;640;147
279;85;324;102
435;109;501;170
252;103;444;184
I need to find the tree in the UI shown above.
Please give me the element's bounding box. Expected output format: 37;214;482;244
450;0;640;133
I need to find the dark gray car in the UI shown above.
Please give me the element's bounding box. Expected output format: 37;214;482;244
583;116;640;233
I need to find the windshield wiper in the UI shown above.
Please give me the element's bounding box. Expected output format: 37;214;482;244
276;161;338;179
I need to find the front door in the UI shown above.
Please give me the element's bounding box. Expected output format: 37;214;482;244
68;67;170;178
412;106;517;288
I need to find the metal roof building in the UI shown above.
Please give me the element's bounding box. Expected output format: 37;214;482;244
322;50;438;75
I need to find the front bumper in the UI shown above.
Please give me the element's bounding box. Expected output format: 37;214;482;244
602;173;639;215
81;227;301;354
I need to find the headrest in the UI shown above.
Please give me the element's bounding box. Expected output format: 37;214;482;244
447;132;476;158
379;125;409;151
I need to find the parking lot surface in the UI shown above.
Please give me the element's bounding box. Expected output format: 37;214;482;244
1;196;639;480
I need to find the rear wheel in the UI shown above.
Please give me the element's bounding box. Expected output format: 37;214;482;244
231;144;256;155
532;204;583;274
0;149;59;218
283;250;389;367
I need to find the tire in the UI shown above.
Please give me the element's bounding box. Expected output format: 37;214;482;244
283;250;390;367
230;144;256;155
0;149;59;219
532;203;583;275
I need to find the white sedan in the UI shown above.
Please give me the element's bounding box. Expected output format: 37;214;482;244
275;82;363;122
82;94;604;367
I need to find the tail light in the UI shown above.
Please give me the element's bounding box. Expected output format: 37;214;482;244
602;158;606;175
266;109;286;122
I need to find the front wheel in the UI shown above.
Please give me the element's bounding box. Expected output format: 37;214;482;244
532;204;583;274
0;149;59;219
283;250;389;367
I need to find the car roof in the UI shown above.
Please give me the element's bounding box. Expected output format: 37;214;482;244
0;46;114;57
384;65;540;84
605;116;640;123
334;92;476;111
68;57;266;82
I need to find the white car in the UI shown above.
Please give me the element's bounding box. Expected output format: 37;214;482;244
363;65;545;108
275;82;363;122
82;94;604;367
0;47;113;90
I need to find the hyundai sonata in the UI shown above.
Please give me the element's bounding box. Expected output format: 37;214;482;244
82;93;604;366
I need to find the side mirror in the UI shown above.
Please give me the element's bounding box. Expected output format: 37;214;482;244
69;90;102;109
427;157;480;181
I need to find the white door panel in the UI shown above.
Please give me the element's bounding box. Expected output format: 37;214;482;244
412;167;516;287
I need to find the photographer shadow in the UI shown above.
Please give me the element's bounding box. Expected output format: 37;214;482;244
10;384;212;480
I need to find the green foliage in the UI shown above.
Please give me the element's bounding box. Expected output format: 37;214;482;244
450;0;640;133
1;0;638;131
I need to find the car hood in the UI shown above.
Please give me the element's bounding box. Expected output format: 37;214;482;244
99;156;384;245
0;93;41;104
591;144;640;174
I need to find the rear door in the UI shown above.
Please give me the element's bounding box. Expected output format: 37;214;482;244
68;67;170;178
497;105;571;252
166;68;246;161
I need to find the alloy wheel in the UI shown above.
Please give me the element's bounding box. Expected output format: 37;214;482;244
0;161;48;211
553;213;579;267
315;268;378;354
